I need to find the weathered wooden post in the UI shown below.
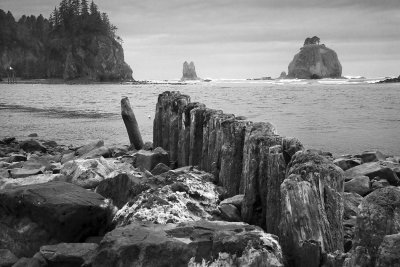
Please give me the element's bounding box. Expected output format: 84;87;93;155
121;97;144;149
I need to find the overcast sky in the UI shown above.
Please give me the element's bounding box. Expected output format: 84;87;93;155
1;0;399;80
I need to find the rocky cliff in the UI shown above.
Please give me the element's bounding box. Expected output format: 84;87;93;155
0;8;133;82
287;42;342;79
181;61;199;81
0;35;132;81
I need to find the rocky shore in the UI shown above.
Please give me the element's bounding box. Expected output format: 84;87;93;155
0;91;399;266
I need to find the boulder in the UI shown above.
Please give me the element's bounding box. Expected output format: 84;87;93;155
344;175;371;196
287;43;342;79
11;257;45;267
343;192;363;220
181;61;199;81
76;140;104;157
0;181;114;257
95;173;150;209
135;148;169;171
22;155;53;171
375;233;400;267
92;220;283;267
28;133;38;137
113;169;219;226
80;146;111;159
5;154;27;163
333;158;361;171
60;157;115;188
151;162;171;175
220;194;244;209
0;249;18;267
343;246;371;267
219;204;241;222
19;140;46;153
8;168;44;178
0;174;63;190
40;243;98;267
349;186;400;265
359;150;386;163
279;151;344;266
371;178;390;191
345;162;399;185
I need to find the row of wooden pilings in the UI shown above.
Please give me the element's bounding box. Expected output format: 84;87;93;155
152;91;304;232
151;91;345;266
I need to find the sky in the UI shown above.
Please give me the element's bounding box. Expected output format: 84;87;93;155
1;0;399;80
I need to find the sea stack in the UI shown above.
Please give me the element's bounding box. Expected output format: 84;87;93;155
181;61;199;81
287;36;342;79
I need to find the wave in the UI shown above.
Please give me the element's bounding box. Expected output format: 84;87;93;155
0;103;116;119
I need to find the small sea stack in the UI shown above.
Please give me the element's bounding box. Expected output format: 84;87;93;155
181;61;200;81
288;36;342;79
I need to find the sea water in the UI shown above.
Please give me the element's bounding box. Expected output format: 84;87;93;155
0;79;399;156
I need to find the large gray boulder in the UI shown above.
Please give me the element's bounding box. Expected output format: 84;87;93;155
345;186;400;266
0;181;114;257
92;220;283;267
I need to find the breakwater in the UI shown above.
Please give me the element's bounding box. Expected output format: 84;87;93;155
153;91;303;230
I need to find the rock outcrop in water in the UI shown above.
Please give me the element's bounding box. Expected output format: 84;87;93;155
181;61;199;81
287;37;342;79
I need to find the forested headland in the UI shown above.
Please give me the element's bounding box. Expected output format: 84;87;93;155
0;0;132;81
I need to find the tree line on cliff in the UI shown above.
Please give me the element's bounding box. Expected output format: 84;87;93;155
0;0;131;81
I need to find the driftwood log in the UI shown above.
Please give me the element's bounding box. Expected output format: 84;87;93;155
121;97;143;149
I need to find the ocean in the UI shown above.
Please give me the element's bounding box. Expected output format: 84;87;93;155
0;79;399;156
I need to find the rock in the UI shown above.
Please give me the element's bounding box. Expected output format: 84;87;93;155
350;186;400;265
343;192;363;220
40;243;98;266
151;162;171;175
278;71;287;79
181;61;199;81
42;140;58;147
333;158;361;171
287;43;342;79
0;249;18;267
345;162;399;185
113;170;219;226
219;204;241;222
22;154;55;171
0;174;63;190
92;220;283;267
28;133;38;137
80;146;112;159
5;154;27;163
135;148;169;171
375;233;400;267
2;137;16;144
95;173;150;209
19;140;46;153
76;140;104;157
11;257;45;267
378;75;400;83
279;151;344;266
143;141;153;150
9;168;44;178
344;175;371;196
343;246;371;267
61;151;76;164
60;157;115;188
359;150;386;163
0;181;114;257
220;194;244;209
371;178;390;190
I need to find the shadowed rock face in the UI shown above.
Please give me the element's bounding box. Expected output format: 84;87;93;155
288;44;342;79
181;61;199;81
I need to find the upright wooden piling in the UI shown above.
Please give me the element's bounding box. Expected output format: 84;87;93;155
121;97;144;150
